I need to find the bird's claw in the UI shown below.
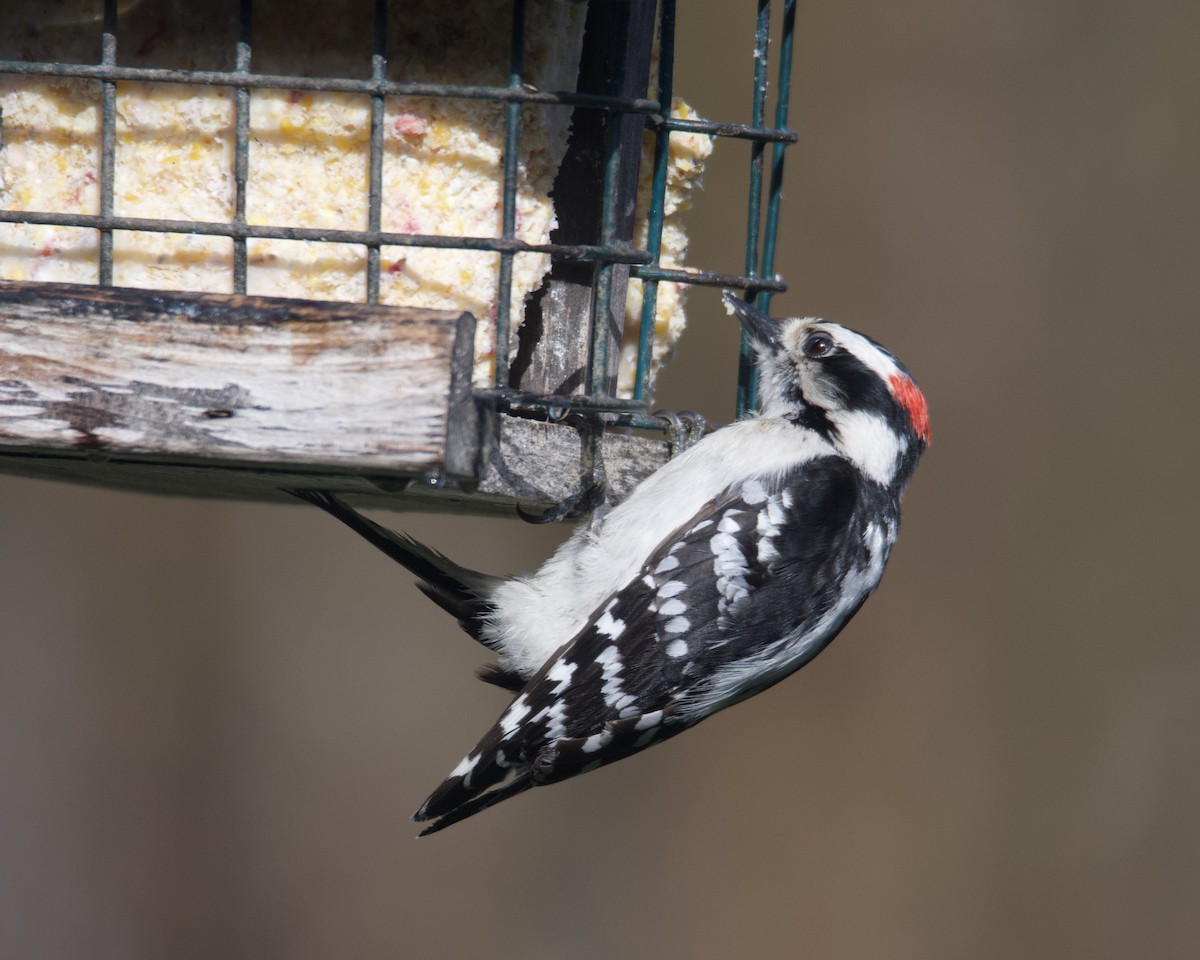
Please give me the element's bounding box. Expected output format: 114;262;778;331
656;409;712;457
517;412;608;525
516;473;606;524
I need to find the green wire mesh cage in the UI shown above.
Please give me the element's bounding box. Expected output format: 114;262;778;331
0;0;797;514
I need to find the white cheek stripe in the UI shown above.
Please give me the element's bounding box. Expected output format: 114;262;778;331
827;409;906;486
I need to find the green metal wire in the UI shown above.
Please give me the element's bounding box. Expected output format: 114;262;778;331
586;166;620;393
756;0;796;324
495;0;526;388
98;0;117;286
232;0;252;295
364;0;387;305
736;0;797;420
736;1;772;419
0;57;661;111
633;0;676;402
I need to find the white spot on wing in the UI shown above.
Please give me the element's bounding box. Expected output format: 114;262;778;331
499;694;530;736
543;699;569;740
658;598;687;617
547;658;576;694
755;494;786;567
711;519;752;616
595;609;625;639
581;731;611;754
764;495;786;527
710;531;739;558
665;638;688;657
596;645;621;667
597;644;631;713
741;479;768;504
658;580;687;598
665;616;690;633
655;554;680;574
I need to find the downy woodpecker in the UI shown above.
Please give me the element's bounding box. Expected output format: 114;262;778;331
295;293;929;834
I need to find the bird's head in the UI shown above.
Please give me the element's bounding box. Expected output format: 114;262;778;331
724;292;930;487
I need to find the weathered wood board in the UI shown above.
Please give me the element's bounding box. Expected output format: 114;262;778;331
0;281;673;514
0;280;479;477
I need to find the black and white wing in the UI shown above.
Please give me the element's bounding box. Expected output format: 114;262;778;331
413;456;889;834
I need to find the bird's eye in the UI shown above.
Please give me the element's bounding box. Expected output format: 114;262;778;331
802;332;834;358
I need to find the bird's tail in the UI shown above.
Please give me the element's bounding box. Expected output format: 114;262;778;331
288;490;500;649
414;771;534;837
411;715;539;836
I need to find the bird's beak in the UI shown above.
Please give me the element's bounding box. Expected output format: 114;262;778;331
723;291;781;351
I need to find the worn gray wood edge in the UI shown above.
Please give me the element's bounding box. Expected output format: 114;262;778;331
0;411;672;516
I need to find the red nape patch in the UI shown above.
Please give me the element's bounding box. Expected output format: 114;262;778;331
889;374;931;443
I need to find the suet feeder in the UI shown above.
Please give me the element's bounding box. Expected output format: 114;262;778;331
0;0;796;515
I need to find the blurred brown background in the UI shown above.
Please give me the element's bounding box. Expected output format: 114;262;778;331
3;1;1199;958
